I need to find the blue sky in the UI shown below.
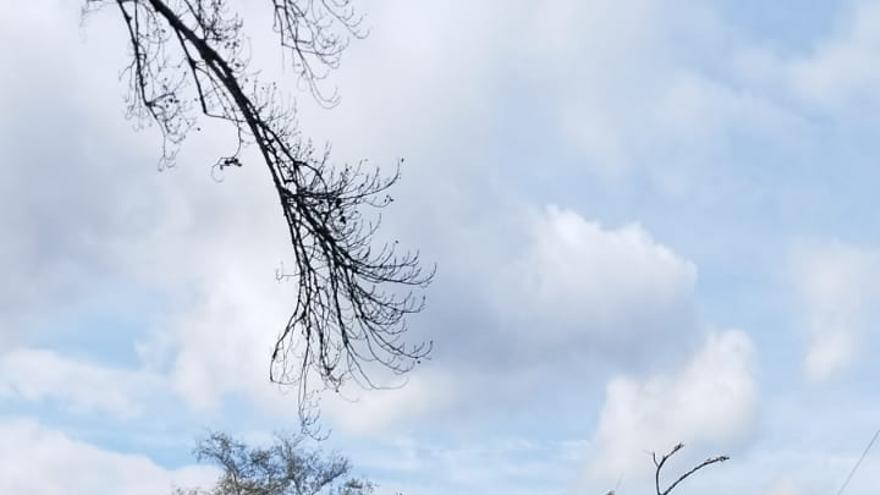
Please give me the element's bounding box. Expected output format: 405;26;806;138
3;1;880;494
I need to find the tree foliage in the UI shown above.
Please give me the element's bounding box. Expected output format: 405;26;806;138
83;0;434;420
175;431;374;495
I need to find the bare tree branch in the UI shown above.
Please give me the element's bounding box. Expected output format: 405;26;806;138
84;0;433;426
652;443;729;495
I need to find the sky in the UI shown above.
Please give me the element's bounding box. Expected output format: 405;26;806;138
3;0;880;494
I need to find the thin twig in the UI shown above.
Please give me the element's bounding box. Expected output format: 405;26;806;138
834;427;880;495
653;443;729;495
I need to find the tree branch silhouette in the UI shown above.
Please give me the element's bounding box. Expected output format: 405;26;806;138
85;0;433;425
652;443;729;495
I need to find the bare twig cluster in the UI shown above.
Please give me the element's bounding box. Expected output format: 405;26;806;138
601;443;728;495
84;0;433;423
652;443;728;495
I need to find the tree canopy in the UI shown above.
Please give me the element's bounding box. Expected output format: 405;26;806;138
176;431;374;495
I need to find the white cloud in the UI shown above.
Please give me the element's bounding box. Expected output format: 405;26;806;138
732;2;880;119
512;0;802;180
786;2;880;112
0;1;754;447
9;2;880;495
516;206;696;342
590;330;756;479
510;0;880;185
0;418;216;495
0;0;300;416
792;241;880;381
490;205;701;372
0;0;159;344
0;0;724;430
320;206;703;434
0;348;161;419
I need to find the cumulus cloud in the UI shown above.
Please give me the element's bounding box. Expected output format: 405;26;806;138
320;206;702;433
513;206;697;348
478;205;704;377
792;241;880;381
590;330;756;479
0;418;216;495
